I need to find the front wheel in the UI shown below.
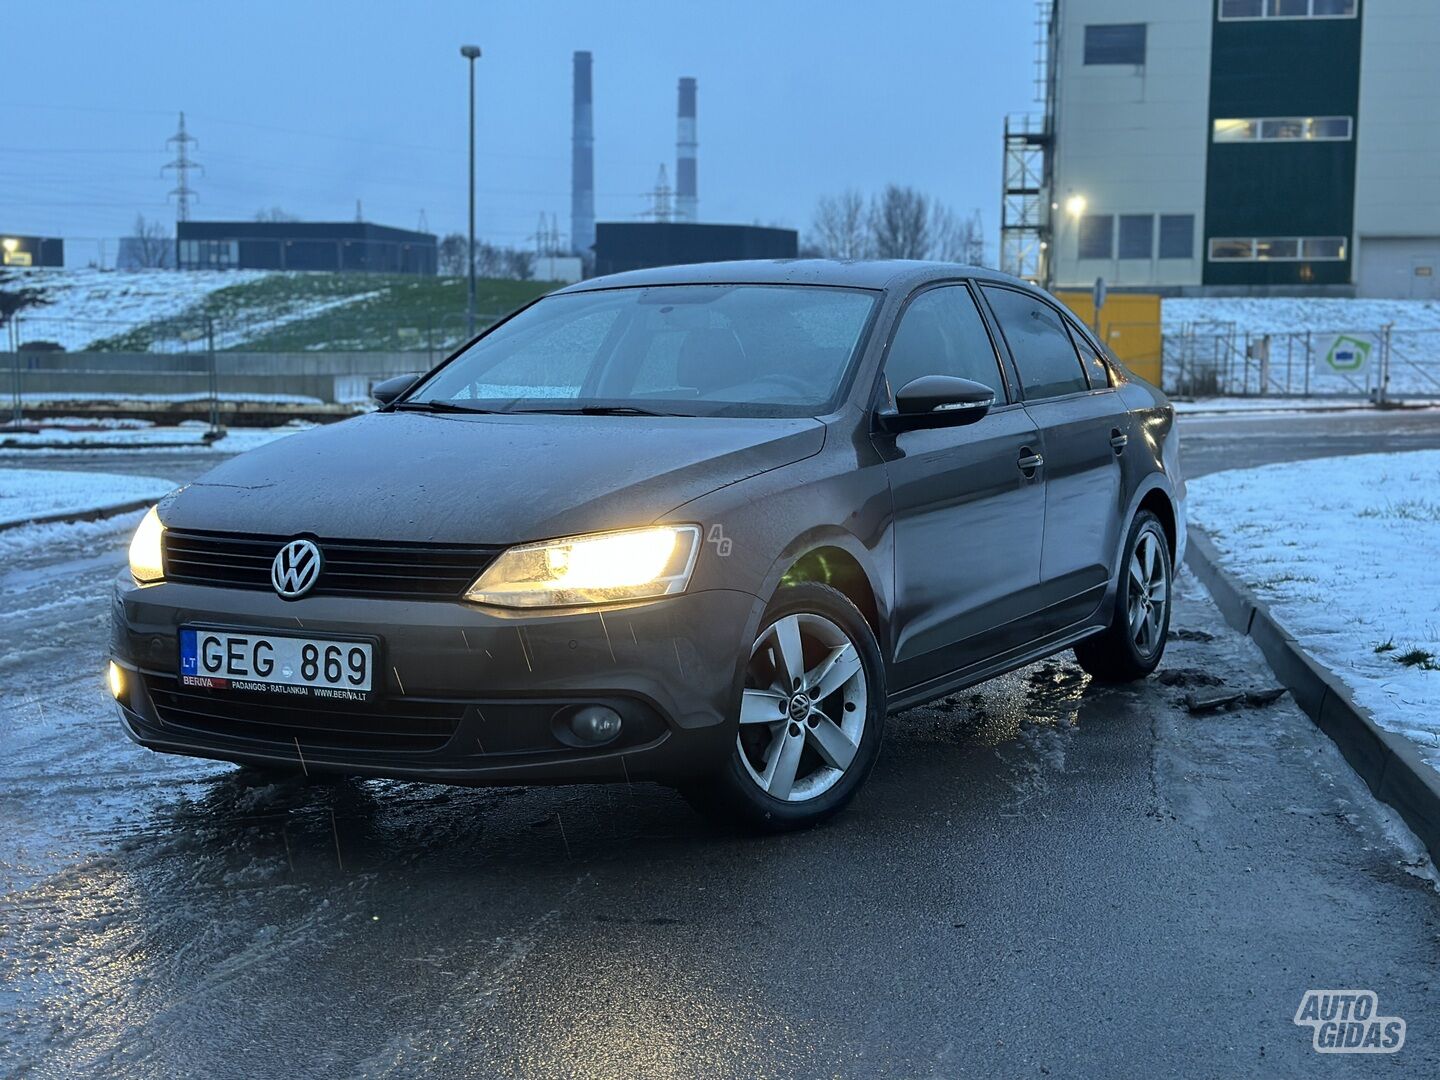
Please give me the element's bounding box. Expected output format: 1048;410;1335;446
685;582;885;832
1073;509;1172;682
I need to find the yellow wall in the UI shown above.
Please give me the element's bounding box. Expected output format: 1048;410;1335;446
1055;291;1163;387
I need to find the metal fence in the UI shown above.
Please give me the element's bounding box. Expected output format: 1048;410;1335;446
1164;324;1440;401
4;341;431;431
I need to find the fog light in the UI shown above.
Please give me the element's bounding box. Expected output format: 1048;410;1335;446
569;705;622;745
107;661;125;700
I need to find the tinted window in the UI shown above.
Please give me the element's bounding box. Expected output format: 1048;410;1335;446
883;285;1006;404
412;285;877;418
1084;23;1146;65
1078;214;1114;260
1119;215;1154;260
982;287;1090;400
1158;215;1195;259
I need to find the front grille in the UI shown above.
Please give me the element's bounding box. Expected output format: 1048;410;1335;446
144;673;465;753
163;529;499;600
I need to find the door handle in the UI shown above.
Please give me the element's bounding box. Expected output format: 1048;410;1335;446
1110;429;1128;454
1018;449;1044;475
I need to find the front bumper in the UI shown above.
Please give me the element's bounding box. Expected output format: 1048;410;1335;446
110;576;762;786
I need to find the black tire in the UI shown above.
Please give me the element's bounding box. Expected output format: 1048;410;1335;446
684;582;886;832
1074;509;1172;682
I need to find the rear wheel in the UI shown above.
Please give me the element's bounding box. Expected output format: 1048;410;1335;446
686;582;885;832
1073;510;1172;682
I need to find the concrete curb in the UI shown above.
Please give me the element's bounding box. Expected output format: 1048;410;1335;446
1186;527;1440;866
0;497;153;533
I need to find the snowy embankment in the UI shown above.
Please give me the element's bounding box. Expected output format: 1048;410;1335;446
1163;297;1440;333
0;467;177;529
4;268;267;350
1188;451;1440;769
0;423;311;455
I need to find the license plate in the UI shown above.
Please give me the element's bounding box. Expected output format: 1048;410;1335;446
179;627;374;699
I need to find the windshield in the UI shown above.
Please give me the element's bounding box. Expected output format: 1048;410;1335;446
406;284;878;418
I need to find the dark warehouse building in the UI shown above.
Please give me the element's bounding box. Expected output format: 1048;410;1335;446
177;221;437;274
0;234;64;268
593;222;797;276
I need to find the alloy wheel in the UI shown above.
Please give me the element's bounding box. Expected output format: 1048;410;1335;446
1127;529;1169;659
737;613;868;803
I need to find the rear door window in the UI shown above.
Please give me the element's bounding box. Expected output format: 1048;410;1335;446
981;287;1091;400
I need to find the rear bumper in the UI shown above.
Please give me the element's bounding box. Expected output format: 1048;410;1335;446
110;576;762;785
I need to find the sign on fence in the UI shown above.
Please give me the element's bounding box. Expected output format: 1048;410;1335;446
1322;334;1375;373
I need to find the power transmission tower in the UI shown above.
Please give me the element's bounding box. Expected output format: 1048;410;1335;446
163;111;202;223
641;164;673;223
417;208;430;233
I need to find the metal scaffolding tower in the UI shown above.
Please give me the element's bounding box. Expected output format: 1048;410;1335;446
1000;114;1050;283
1000;1;1055;283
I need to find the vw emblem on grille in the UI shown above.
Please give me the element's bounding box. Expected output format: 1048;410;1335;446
271;539;323;599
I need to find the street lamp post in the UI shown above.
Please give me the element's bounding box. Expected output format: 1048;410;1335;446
461;44;482;337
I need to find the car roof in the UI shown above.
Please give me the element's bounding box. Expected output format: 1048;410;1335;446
554;259;1039;295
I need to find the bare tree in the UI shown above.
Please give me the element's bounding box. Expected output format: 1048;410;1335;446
869;185;931;260
930;206;987;265
504;249;535;281
810;189;871;259
437;232;539;280
254;206;301;222
128;214;172;269
438;232;468;276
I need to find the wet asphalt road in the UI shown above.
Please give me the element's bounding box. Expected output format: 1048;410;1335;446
3;410;1440;1078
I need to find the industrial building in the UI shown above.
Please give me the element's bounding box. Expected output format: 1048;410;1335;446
1003;0;1440;298
0;235;63;268
593;223;797;276
176;221;437;274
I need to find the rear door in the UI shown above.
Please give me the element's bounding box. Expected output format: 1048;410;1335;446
980;285;1129;632
875;282;1047;690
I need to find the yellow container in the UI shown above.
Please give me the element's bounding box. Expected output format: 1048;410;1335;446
1055;291;1163;387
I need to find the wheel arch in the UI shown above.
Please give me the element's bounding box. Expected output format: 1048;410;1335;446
756;528;888;644
1110;476;1182;600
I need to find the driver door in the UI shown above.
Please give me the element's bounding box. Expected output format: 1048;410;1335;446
875;283;1047;692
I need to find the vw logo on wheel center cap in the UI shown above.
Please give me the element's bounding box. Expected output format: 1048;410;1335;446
788;693;812;720
271;538;323;599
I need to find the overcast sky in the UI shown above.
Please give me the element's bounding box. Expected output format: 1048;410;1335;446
4;1;1037;263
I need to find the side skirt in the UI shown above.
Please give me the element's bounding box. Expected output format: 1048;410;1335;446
884;621;1108;713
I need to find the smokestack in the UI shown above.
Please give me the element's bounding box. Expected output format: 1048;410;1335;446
571;51;595;263
675;76;697;223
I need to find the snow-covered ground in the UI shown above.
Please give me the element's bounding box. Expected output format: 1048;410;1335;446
1164;297;1440;333
1188;451;1440;769
19;391;325;406
3;268;267;350
0;422;311;455
1174;397;1440;414
0;467;177;528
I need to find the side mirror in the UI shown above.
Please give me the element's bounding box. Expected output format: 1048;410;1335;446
372;373;421;406
878;375;995;432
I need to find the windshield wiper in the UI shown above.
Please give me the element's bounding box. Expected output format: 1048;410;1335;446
513;404;678;417
390;400;503;414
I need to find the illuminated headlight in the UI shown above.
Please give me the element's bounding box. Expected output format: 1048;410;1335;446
128;505;166;584
464;525;701;609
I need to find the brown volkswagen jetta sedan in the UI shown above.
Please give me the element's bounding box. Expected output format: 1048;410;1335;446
110;260;1185;830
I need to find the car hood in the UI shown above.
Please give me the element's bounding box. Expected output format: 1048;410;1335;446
164;411;825;543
